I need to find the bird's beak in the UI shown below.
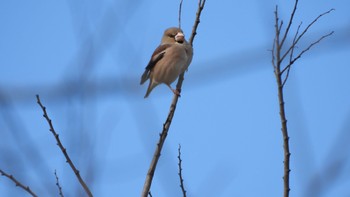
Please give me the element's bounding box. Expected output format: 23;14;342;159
175;32;185;43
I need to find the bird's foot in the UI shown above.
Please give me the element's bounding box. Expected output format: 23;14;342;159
172;89;181;97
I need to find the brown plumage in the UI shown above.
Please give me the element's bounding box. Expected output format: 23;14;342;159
140;27;193;98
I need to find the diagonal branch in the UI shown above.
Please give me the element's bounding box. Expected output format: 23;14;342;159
279;0;299;49
188;0;206;46
281;30;334;87
36;95;93;197
141;1;206;197
281;22;302;87
280;8;335;63
290;31;334;68
0;169;38;197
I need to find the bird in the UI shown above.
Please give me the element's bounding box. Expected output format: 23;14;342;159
140;27;193;98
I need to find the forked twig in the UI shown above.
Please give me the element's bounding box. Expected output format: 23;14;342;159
280;8;335;63
271;2;334;197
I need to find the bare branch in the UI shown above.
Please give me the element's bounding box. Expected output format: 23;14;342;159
178;0;184;29
177;144;187;197
281;22;302;74
280;8;335;63
281;22;302;87
290;31;334;67
282;65;291;88
0;169;38;197
188;0;206;46
273;6;282;68
281;30;334;87
280;0;299;49
141;1;206;196
272;2;334;197
54;170;64;197
36;95;93;197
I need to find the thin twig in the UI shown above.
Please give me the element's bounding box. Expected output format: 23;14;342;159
289;31;334;68
0;169;38;197
281;22;302;87
176;0;206;92
280;0;299;49
178;0;183;29
36;95;93;197
54;170;64;197
148;191;153;197
280;8;335;63
141;1;206;197
281;31;334;88
177;144;187;197
273;6;282;73
188;0;206;46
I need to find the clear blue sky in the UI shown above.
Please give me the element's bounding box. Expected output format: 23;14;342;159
1;0;350;196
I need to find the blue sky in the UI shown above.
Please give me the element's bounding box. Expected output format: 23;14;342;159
1;0;350;196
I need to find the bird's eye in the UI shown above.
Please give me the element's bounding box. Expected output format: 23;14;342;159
168;34;176;38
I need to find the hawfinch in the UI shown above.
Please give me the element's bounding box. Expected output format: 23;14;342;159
140;27;193;98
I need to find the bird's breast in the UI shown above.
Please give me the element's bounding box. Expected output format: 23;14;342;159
152;44;188;85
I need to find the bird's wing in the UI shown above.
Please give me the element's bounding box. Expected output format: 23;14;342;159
140;44;171;85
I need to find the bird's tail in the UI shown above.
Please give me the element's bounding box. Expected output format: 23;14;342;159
144;80;158;98
140;70;150;85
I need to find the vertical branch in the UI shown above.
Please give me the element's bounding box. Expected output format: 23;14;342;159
272;6;295;197
0;169;38;197
36;95;93;197
177;144;187;197
273;5;292;197
178;0;183;28
141;1;206;197
274;63;291;197
272;2;333;197
273;5;283;69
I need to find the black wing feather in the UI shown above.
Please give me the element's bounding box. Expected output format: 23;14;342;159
140;44;171;84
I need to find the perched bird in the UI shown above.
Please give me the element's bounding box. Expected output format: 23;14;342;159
140;27;193;98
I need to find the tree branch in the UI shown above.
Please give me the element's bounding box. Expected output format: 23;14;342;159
280;8;335;63
54;170;64;197
141;1;206;196
281;22;302;87
177;144;187;197
36;95;93;197
290;31;334;69
178;0;183;29
0;169;38;197
279;0;299;49
272;2;334;197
